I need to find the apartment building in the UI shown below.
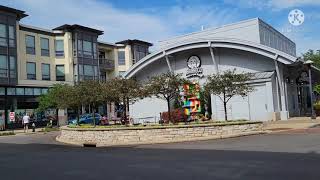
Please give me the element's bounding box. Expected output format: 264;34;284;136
0;5;152;129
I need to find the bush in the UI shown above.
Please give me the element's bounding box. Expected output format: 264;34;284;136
161;109;188;124
314;101;320;116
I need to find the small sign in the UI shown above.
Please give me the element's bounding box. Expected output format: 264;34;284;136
9;112;15;122
186;55;204;78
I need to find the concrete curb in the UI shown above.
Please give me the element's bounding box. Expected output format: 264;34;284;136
56;131;266;147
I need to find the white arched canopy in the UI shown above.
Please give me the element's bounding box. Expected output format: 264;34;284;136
124;38;297;78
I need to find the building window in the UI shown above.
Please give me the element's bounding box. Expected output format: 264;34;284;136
9;56;16;78
26;35;35;55
16;88;24;95
134;45;147;63
26;62;36;80
40;38;49;56
56;65;65;81
0;55;7;78
83;65;94;80
25;88;34;95
7;88;15;95
41;63;50;80
8;26;15;47
83;40;93;58
93;42;97;59
0;87;4;95
118;51;125;65
55;40;64;57
77;40;82;57
0;24;7;47
34;88;41;95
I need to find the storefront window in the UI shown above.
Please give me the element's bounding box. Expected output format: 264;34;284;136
42;88;48;94
7;88;15;95
0;87;4;95
34;88;41;95
16;88;24;95
25;88;33;95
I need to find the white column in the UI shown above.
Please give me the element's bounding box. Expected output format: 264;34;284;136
274;55;288;120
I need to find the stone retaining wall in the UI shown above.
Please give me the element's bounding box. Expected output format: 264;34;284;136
57;122;264;147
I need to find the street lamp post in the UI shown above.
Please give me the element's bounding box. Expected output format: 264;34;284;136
304;60;317;119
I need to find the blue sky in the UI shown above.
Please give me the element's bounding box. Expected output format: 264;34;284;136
2;0;320;55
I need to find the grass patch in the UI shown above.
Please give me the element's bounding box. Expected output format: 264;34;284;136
0;132;15;136
41;127;60;132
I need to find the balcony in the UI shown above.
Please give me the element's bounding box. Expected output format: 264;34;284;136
99;58;114;70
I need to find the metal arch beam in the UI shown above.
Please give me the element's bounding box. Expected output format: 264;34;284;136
163;51;173;72
208;42;219;73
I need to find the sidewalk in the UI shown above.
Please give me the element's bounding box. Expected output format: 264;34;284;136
263;117;320;131
0;127;50;136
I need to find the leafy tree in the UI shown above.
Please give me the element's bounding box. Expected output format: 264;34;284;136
302;49;320;69
315;84;320;95
204;69;253;121
108;78;143;124
146;72;187;123
77;80;104;126
37;84;74;125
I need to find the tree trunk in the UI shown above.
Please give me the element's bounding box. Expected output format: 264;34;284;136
123;98;127;125
167;98;171;123
77;106;80;125
223;92;228;121
223;102;228;121
55;109;59;127
92;105;96;127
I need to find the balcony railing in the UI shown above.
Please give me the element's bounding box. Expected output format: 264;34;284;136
99;58;114;70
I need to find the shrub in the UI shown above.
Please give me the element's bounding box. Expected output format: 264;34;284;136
314;101;320;116
161;109;188;124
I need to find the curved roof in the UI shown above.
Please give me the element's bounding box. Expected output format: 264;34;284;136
124;37;298;78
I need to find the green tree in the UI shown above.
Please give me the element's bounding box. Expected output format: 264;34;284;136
315;84;320;95
302;49;320;69
146;72;187;123
37;84;74;125
106;78;143;124
77;80;104;126
204;69;253;121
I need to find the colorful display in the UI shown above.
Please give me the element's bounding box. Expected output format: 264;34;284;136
182;83;201;116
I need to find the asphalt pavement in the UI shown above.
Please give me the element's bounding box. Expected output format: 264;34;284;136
0;130;319;180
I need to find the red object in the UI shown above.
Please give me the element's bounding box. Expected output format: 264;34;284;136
161;109;188;124
9;112;15;122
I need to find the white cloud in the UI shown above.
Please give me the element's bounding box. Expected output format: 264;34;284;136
225;0;320;10
1;0;237;48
